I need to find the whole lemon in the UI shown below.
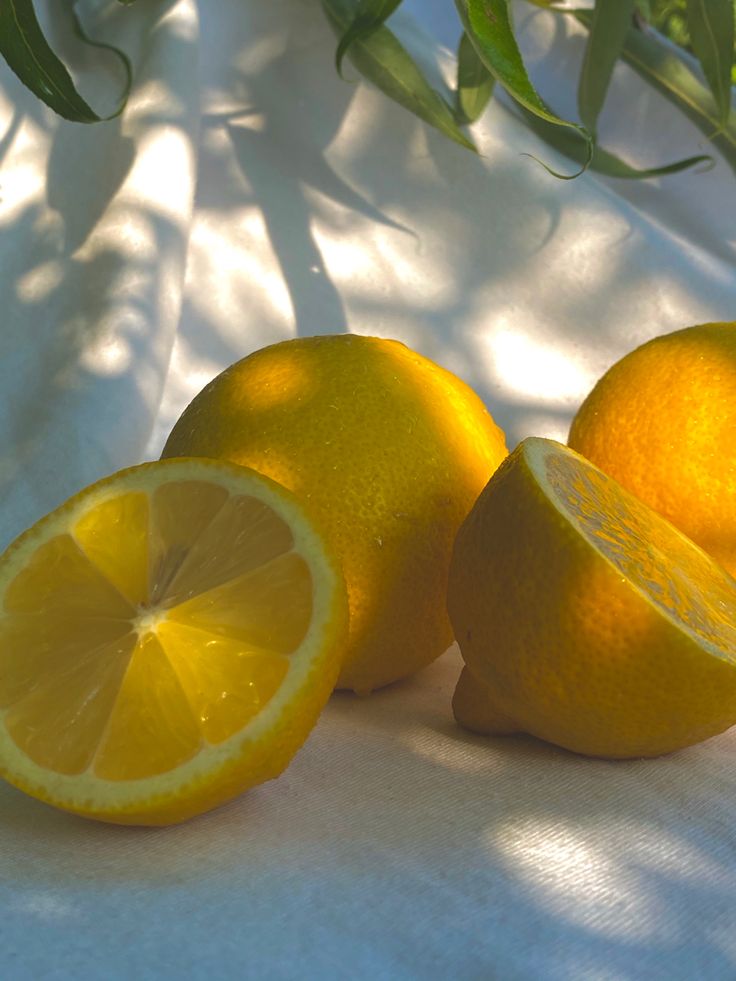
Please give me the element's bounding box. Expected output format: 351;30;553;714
568;321;736;576
163;334;507;694
448;437;736;759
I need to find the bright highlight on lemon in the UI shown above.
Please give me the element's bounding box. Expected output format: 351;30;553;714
448;438;736;759
0;458;347;825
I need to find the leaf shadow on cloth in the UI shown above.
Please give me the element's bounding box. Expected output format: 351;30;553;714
510;4;736;270
0;202;183;481
220;53;415;343
0;0;199;550
160;19;565;398
148;0;736;471
45;118;136;257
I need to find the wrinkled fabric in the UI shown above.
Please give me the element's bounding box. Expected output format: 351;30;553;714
1;1;735;978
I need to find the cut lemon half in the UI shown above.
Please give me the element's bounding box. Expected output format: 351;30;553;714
448;437;736;758
0;458;347;825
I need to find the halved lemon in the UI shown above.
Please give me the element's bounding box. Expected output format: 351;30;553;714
448;438;736;758
0;458;347;825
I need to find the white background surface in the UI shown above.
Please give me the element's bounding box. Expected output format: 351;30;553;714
1;1;736;977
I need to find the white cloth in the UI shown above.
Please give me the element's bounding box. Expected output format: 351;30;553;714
1;1;736;978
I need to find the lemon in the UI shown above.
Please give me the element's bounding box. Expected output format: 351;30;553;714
568;321;736;576
162;334;507;694
448;438;736;759
0;458;347;825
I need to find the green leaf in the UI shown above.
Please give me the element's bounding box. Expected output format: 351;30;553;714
575;10;736;174
685;0;734;129
515;100;713;178
455;30;496;124
456;0;593;177
577;0;637;136
322;0;477;151
335;0;404;78
0;0;130;123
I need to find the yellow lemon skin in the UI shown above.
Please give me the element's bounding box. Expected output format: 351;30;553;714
568;322;736;576
163;334;508;695
448;438;736;759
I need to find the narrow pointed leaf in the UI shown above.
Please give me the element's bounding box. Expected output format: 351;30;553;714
72;8;132;110
685;0;734;129
322;0;476;151
515;100;712;178
0;0;129;122
335;0;404;77
577;0;636;136
574;10;736;174
456;0;593;176
455;30;496;124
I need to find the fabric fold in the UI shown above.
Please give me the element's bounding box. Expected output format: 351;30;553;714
0;0;200;550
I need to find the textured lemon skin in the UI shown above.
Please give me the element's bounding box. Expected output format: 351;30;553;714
568;322;736;576
448;439;736;760
0;459;348;825
163;334;508;694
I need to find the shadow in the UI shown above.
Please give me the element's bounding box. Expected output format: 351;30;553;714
218;41;417;339
46;120;137;255
191;5;579;450
226;119;349;336
153;0;721;478
509;4;736;267
0;0;199;549
42;0;197;256
0;106;24;177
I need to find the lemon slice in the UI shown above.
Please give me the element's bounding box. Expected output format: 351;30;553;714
448;437;736;758
0;459;347;824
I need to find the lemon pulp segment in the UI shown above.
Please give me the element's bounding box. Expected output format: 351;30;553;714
544;448;736;658
0;481;309;781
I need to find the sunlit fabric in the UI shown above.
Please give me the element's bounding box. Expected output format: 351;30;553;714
0;0;735;976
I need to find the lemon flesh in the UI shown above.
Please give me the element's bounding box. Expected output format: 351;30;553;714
448;438;736;759
0;459;347;824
